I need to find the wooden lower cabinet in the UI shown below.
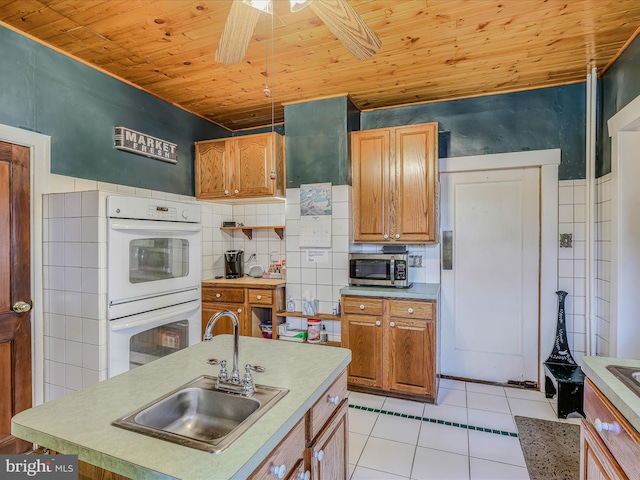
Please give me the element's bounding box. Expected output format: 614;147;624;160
251;369;348;480
342;295;437;402
581;378;640;480
309;401;348;480
201;282;285;340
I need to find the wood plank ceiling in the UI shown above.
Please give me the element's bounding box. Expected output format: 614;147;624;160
1;0;640;131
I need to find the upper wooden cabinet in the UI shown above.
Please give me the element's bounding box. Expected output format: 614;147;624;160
352;122;438;244
195;132;285;201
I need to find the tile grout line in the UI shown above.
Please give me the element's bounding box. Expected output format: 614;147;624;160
348;404;519;438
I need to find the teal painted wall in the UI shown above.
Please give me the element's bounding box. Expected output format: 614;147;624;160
284;97;351;187
361;84;586;181
598;34;640;176
0;26;228;196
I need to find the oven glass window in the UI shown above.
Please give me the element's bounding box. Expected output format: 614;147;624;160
129;320;188;370
129;238;189;283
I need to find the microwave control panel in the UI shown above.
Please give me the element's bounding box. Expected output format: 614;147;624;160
395;260;407;280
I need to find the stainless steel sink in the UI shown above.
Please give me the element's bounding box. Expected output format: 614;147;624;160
606;365;640;398
112;375;288;453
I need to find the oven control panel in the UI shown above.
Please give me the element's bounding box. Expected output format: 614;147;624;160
147;205;177;220
107;195;201;223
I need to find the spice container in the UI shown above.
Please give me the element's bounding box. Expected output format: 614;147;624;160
307;318;321;343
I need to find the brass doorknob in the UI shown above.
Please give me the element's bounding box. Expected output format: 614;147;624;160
13;301;31;313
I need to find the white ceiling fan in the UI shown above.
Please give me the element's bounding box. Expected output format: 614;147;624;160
215;0;382;65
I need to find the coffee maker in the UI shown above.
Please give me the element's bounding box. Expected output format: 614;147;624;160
224;250;244;278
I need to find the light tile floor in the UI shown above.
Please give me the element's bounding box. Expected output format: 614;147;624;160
347;378;582;480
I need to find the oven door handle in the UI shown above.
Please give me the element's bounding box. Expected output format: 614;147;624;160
110;222;201;232
111;302;200;332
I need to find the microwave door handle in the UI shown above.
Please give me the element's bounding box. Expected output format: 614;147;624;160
390;258;395;285
110;302;199;332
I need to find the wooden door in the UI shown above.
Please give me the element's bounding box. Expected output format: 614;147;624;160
195;139;231;199
440;167;540;383
0;141;32;454
310;401;348;480
386;317;434;397
342;313;383;389
393;123;438;243
236;134;274;197
352;129;390;242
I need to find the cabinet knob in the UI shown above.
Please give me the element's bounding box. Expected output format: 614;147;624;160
359;304;365;310
234;189;239;194
237;308;242;313
294;471;310;480
383;234;389;239
390;321;396;327
216;293;221;298
375;320;381;326
269;464;286;478
328;395;340;405
224;189;229;195
257;295;262;300
407;308;414;314
314;449;324;462
594;418;621;434
395;234;401;239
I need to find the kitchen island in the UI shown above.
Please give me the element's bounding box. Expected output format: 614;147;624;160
580;356;640;479
12;336;351;479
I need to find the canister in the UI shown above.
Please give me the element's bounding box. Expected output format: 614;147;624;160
307;318;321;343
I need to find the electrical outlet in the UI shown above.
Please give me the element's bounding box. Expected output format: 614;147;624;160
409;255;423;267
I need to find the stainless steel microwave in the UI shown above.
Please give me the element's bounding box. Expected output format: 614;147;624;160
348;253;412;288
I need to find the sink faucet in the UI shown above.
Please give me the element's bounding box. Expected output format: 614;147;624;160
204;310;241;385
203;310;265;395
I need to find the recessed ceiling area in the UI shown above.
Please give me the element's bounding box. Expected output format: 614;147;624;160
1;0;640;131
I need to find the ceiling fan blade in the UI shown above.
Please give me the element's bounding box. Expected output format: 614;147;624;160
308;0;381;60
215;0;262;65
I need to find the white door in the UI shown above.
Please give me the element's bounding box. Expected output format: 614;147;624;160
440;167;540;383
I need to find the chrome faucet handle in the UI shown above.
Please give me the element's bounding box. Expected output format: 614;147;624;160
207;358;229;382
243;364;265;395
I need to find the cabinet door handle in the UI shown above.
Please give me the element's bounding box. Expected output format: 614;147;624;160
237;308;242;313
269;464;286;478
294;471;310;480
359;304;365;310
257;295;262;300
314;449;324;461
395;234;401;239
383;234;389;239
328;395;340;405
224;189;229;195
234;189;239;194
407;308;414;314
216;293;221;298
390;321;396;327
375;320;381;326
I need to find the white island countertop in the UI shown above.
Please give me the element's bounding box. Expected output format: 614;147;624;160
12;336;351;480
582;356;640;433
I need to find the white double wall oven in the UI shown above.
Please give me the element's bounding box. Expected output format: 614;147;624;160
107;195;202;377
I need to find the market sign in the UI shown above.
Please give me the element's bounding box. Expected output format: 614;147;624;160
114;126;178;164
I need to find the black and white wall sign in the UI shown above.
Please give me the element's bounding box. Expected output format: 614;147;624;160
114;126;178;164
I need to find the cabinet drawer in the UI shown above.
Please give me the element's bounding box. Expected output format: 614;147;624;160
307;369;348;442
249;289;273;305
248;417;305;480
389;299;433;319
202;286;245;303
584;378;640;480
342;297;383;315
